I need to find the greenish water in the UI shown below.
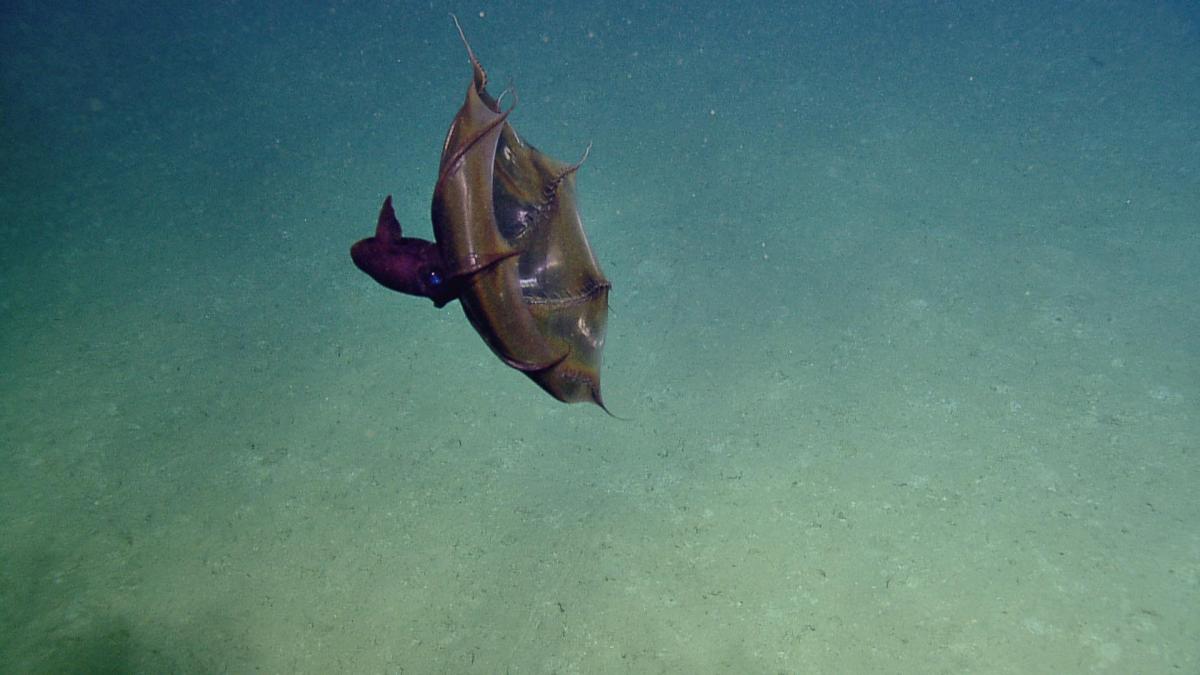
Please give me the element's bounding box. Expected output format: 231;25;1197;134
2;1;1197;672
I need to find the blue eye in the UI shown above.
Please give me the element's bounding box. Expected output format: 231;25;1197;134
426;270;443;287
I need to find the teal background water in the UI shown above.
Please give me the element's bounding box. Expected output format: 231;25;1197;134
2;1;1197;671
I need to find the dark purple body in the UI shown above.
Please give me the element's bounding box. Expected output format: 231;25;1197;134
350;196;457;308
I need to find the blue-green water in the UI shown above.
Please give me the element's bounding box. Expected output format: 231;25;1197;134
2;1;1197;672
